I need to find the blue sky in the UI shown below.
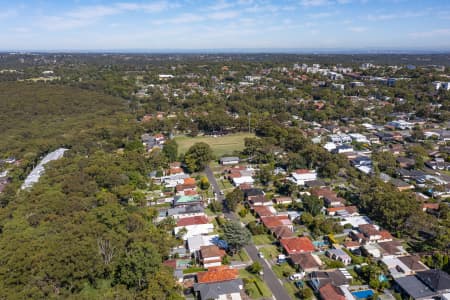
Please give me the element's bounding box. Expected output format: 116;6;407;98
0;0;449;50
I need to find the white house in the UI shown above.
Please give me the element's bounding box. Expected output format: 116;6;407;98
289;169;317;185
174;216;214;240
232;176;254;186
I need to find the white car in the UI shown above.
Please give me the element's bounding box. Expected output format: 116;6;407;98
289;273;305;281
258;252;264;258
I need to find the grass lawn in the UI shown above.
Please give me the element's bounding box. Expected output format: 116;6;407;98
259;245;280;260
239;269;272;299
284;282;300;299
174;132;255;157
252;234;275;245
219;179;234;190
236;205;256;224
272;263;296;279
230;249;251;262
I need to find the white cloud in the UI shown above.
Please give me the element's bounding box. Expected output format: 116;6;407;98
40;1;171;30
307;12;335;18
366;11;424;21
153;13;204;25
207;0;235;11
348;26;367;32
208;10;240;20
300;0;331;6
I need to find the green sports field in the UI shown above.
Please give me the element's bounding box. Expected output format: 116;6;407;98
174;132;255;157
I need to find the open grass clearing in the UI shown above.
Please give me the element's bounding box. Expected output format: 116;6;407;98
174;132;255;157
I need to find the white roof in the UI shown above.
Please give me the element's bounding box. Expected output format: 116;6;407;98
233;176;254;185
21;148;68;190
340;216;371;228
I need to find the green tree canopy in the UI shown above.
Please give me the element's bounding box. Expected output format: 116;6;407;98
183;142;213;172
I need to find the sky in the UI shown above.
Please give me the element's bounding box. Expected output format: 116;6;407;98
0;0;449;51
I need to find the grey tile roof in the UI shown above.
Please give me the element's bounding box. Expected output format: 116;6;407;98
395;276;436;299
194;278;243;299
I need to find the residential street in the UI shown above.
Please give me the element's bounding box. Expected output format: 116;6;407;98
205;166;292;300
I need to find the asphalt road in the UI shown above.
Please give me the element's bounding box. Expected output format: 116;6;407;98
204;166;291;300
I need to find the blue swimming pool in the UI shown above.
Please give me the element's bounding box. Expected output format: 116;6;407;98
352;289;374;299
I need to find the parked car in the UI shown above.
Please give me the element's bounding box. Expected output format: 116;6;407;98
289;272;305;281
258;252;264;258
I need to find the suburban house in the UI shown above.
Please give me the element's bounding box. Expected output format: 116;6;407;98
196;266;239;283
219;156;240;165
173;194;203;208
326;206;358;216
199;245;226;268
382;256;428;278
260;215;294;232
309;269;352;291
289;169;317;185
227;166;255;187
252;205;275;218
289;252;322;273
326;249;352;265
394;270;450;300
273;196;293;205
311;188;345;208
357;224;382;244
187;234;218;254
319;283;346;300
167;204;205;219
174;216;214;240
194;278;244;300
271;226;295;239
280;236;315;255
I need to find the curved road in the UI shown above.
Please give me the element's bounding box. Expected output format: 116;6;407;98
205;166;291;300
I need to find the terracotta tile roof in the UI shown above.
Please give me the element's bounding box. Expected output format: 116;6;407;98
344;241;360;249
379;230;393;240
177;216;209;227
184;177;196;185
280;237;315;254
200;245;226;259
319;283;345;300
169;167;184;175
176;183;197;192
261;215;292;229
295;169;314;174
163;259;177;269
238;183;252;190
184;190;198;196
253;206;274;217
422;203;439;210
196;267;239;284
311;188;338;200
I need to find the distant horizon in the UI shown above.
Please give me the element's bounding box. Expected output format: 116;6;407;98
2;47;450;55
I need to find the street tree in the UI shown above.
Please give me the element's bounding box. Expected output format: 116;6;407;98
222;220;251;254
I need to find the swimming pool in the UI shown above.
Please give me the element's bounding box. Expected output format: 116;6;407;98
352;289;374;299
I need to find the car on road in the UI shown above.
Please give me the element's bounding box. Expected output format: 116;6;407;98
258;252;264;258
219;191;224;195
